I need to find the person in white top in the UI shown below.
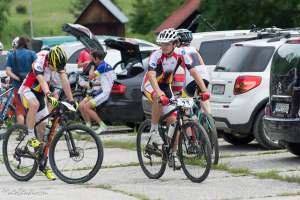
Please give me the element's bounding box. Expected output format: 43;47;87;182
177;29;211;113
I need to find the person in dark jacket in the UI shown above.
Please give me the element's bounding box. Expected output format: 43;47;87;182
6;37;37;124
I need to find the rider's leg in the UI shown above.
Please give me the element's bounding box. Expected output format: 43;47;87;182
13;89;25;124
35;105;49;143
151;93;162;132
79;98;91;125
25;97;39;137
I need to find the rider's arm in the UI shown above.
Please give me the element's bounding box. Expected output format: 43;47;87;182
189;68;208;92
88;65;95;80
5;54;20;81
182;53;208;93
147;71;164;97
36;74;51;95
58;71;74;101
6;67;20;81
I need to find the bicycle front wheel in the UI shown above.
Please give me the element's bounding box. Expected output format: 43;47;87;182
2;124;38;181
49;124;103;184
136;120;167;179
178;122;212;183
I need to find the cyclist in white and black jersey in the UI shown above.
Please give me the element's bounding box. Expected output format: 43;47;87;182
177;29;211;113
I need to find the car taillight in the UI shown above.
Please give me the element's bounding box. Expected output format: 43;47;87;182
112;84;127;94
265;103;271;117
234;76;262;95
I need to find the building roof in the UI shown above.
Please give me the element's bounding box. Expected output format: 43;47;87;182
155;0;200;33
76;0;128;24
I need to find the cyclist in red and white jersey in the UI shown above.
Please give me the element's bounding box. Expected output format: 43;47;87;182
142;28;209;167
177;29;211;113
19;46;75;180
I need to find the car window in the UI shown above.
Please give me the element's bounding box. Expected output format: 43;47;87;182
0;54;7;71
68;48;84;64
199;38;253;65
270;43;300;95
217;46;275;72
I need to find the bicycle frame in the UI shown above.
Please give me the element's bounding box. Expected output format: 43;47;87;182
0;87;14;122
14;103;77;171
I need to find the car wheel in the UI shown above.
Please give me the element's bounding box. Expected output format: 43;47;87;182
253;109;282;150
286;142;300;156
223;133;254;145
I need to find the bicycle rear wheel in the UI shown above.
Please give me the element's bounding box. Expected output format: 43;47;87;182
200;113;219;165
178;122;212;183
136;120;167;179
49;124;103;184
2;124;38;181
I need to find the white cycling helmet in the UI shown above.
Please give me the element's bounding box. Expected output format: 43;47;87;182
0;42;3;51
12;37;19;49
156;28;179;44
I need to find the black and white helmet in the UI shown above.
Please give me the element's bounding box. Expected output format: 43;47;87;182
156;28;179;44
177;29;193;45
12;37;19;49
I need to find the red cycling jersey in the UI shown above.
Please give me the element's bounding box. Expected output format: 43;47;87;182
22;50;52;93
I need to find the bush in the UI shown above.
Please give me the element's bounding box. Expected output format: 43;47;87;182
16;5;27;14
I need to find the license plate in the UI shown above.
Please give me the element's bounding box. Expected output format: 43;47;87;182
212;84;225;95
275;103;289;114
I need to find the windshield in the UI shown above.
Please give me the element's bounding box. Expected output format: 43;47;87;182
217;46;274;72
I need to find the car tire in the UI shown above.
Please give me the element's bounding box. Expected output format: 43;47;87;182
223;133;254;145
286;142;300;156
253;109;282;150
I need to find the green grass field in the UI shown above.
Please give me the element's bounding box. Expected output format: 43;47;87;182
1;0;156;49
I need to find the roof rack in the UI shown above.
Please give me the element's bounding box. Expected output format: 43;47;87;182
247;25;300;42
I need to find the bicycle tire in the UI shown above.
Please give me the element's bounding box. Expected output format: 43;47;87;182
178;122;212;183
200;113;219;165
2;124;38;181
136;120;167;179
49;124;103;184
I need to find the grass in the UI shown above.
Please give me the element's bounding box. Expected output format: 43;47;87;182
103;140;136;150
2;0;75;48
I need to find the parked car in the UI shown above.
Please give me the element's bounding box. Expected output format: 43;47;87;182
264;37;300;156
62;23;157;127
209;29;300;149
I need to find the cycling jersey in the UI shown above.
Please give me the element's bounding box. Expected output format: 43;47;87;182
85;61;116;108
148;48;193;84
177;46;210;85
22;50;53;93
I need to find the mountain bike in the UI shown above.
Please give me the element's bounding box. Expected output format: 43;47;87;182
193;97;219;165
0;86;16;133
137;97;212;183
2;101;103;184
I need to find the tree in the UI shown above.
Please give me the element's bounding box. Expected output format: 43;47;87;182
0;0;12;36
130;0;184;34
69;0;92;18
199;0;300;31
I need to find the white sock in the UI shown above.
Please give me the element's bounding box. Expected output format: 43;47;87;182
28;129;35;138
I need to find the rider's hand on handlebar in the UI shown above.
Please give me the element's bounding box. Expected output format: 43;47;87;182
47;93;59;108
199;91;210;101
159;95;169;106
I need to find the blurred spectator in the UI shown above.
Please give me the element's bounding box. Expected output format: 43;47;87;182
6;37;37;124
77;48;91;71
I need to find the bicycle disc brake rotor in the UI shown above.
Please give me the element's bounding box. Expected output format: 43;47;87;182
71;147;84;162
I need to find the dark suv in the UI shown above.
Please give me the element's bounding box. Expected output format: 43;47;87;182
264;37;300;156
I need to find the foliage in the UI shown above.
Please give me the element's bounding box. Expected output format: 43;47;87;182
69;0;92;18
199;0;300;32
130;0;184;34
0;0;12;37
15;4;27;14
